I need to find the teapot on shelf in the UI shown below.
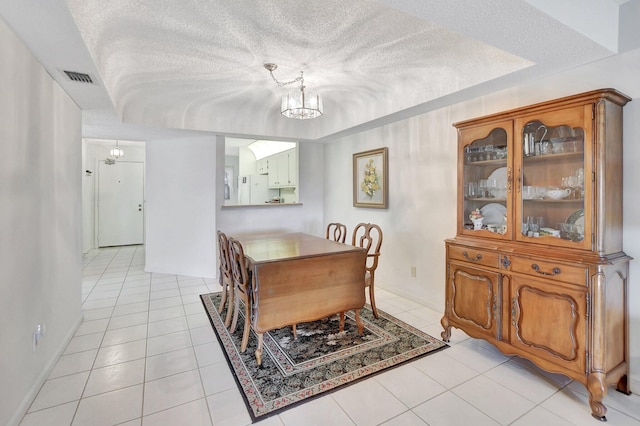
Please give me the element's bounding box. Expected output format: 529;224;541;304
545;187;571;200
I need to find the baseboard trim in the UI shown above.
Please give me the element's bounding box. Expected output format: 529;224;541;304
631;375;639;395
7;312;84;426
378;284;444;313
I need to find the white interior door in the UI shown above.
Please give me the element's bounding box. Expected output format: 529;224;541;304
97;161;144;247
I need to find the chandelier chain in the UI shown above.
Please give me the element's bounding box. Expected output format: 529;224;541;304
268;70;304;88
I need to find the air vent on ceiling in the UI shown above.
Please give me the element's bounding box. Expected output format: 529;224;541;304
62;70;95;84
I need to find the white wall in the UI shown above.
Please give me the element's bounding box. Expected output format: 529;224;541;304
324;47;640;393
238;146;257;176
0;19;82;426
324;108;457;308
145;136;218;278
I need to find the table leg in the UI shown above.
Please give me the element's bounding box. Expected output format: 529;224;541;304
355;309;363;335
339;312;345;332
256;333;264;366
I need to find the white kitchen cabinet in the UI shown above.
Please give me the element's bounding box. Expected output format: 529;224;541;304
287;149;297;186
256;158;269;175
268;148;296;188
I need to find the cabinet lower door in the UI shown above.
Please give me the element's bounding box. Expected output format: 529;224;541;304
447;263;500;340
510;277;587;375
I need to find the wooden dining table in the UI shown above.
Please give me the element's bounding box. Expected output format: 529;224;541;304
230;232;367;365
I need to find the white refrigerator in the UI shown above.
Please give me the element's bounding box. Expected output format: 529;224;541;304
237;175;278;204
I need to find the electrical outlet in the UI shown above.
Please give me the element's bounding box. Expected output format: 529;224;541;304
410;266;417;278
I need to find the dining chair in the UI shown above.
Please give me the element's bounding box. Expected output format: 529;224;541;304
216;230;234;328
352;223;383;318
228;237;253;352
326;222;347;243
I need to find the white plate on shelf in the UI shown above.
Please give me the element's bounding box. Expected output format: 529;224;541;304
567;209;585;235
480;203;507;225
488;167;508;188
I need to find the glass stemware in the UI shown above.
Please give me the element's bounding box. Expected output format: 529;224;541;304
527;216;543;236
566;176;579;199
478;179;489;198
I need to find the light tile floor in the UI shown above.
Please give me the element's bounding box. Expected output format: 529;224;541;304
20;245;640;426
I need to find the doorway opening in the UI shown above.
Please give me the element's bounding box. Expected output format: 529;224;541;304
82;139;146;252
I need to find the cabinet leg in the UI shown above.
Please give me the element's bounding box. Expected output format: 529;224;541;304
587;373;608;421
440;315;451;342
616;374;631;395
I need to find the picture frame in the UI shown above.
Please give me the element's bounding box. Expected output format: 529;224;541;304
353;147;388;208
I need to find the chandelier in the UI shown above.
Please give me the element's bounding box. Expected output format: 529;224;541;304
110;140;124;159
264;63;323;120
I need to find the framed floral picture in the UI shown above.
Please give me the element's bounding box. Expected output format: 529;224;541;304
353;147;388;208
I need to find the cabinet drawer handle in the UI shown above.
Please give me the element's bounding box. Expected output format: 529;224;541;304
531;264;561;276
463;251;482;261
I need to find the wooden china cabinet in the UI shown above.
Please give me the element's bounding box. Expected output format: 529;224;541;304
441;89;631;421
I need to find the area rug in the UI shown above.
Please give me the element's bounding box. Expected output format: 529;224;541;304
200;292;448;422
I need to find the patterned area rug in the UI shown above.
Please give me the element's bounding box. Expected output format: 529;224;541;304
200;292;448;422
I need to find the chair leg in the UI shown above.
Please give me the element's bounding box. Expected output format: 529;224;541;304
224;283;234;328
292;324;297;339
217;272;227;313
230;290;240;333
240;299;251;352
369;284;379;318
339;312;345;332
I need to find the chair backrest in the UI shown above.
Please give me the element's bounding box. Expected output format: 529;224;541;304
228;237;250;294
351;223;383;273
217;230;232;279
326;222;347;243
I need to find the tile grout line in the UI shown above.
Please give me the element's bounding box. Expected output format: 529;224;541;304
70;246;125;425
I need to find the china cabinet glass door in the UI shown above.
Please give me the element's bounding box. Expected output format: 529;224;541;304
459;121;512;240
514;106;591;249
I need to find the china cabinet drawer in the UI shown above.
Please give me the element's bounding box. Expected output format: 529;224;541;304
510;256;587;285
449;245;499;268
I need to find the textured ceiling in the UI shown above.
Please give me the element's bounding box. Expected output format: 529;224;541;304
0;0;626;142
